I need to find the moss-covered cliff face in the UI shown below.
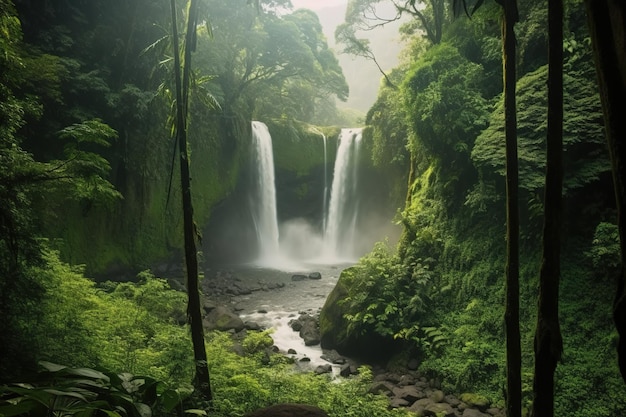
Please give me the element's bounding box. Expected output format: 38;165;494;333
43;108;249;276
48;114;406;274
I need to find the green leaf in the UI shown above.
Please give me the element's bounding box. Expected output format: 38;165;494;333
0;399;44;417
160;389;182;412
134;402;152;417
43;389;89;401
185;409;208;416
66;368;110;382
39;361;68;373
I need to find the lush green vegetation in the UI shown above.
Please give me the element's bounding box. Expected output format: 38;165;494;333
320;0;626;415
2;0;625;415
0;252;408;416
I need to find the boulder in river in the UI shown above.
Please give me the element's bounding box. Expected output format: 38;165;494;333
291;274;308;281
308;272;322;280
291;313;320;346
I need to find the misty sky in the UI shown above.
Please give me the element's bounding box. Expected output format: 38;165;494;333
290;0;347;12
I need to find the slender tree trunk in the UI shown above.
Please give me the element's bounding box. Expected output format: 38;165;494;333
585;0;626;383
531;0;564;415
502;1;521;416
170;0;212;401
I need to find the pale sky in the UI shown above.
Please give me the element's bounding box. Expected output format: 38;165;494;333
290;0;348;12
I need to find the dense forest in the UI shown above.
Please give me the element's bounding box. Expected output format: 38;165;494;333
1;0;625;416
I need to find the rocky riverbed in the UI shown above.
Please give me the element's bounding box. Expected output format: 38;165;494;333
197;266;505;417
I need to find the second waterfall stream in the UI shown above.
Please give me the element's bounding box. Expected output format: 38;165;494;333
250;121;364;266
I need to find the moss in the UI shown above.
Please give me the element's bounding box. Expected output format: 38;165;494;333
267;119;339;177
459;393;490;409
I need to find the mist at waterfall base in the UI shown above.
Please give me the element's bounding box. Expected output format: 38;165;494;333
250;123;382;270
202;121;399;270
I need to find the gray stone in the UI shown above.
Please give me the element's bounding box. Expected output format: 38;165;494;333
390;397;410;408
202;299;218;313
425;402;455;417
295;314;320;346
245;321;261;331
369;381;394;396
339;363;356;377
413;398;434;409
308;272;322;280
444;394;461;407
314;364;332;375
203;306;244;332
291;274;307;281
462;409;490;417
392;385;424;403
429;389;445;403
398;374;416;386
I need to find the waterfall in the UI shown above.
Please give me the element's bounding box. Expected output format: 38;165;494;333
322;133;328;234
323;128;363;260
250;121;280;262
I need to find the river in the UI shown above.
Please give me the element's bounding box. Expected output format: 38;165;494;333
224;262;353;368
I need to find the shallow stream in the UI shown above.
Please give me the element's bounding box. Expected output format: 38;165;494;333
226;262;353;368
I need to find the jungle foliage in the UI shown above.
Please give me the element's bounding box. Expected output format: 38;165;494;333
327;0;625;415
1;0;349;393
0;251;409;417
1;0;625;415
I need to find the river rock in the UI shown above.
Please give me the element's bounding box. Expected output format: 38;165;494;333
314;364;332;375
369;381;394;396
486;408;505;417
429;389;445;403
424;402;455;417
459;393;490;410
308;272;322;279
203;306;245;332
392;385;424;403
339;363;358;377
462;409;491;417
390;397;410;408
203;299;218;313
245;321;262;331
291;314;320;346
292;274;308;281
444;394;461;407
320;349;344;364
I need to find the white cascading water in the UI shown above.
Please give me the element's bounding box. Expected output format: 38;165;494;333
251;121;280;262
323;128;363;261
322;133;328;233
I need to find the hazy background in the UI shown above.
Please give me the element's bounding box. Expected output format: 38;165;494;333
291;0;405;112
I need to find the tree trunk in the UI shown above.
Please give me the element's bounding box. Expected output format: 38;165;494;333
531;0;564;415
170;0;212;401
585;0;626;383
502;1;521;416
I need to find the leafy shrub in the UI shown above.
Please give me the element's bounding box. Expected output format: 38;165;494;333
205;332;411;417
586;222;621;277
0;361;192;417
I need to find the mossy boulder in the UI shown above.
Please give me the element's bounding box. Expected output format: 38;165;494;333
459;393;490;410
319;267;403;362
